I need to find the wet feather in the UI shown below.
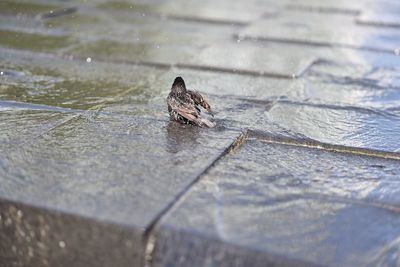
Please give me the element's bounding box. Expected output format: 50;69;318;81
167;77;215;127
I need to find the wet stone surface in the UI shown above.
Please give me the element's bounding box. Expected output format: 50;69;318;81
0;112;240;227
155;140;400;267
0;47;162;110
240;10;400;52
0;110;72;151
357;0;400;27
1;0;400;266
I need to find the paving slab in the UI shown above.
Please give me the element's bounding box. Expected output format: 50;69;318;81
305;60;400;89
154;140;400;267
0;47;162;110
0;0;60;16
0;200;142;267
300;60;400;110
293;78;400;110
357;0;400;28
240;10;400;52
94;0;280;24
0;110;72;151
286;0;367;12
265;101;400;152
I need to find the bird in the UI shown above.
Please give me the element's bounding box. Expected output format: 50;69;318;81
167;77;215;128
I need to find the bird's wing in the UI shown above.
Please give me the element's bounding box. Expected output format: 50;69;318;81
167;96;199;121
187;90;212;114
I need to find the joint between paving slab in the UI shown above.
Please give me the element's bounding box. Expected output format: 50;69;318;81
356;19;400;29
285;4;361;16
142;130;248;267
235;35;396;55
167;15;249;27
248;130;400;161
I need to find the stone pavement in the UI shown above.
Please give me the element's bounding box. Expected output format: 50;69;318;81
0;0;400;266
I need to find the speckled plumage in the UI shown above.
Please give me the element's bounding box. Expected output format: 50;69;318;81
167;77;215;128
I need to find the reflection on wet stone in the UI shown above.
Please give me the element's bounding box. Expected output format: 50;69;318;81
165;122;201;154
155;140;400;267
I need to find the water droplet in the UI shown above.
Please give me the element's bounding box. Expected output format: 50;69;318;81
129;5;133;9
59;241;66;248
0;71;3;75
17;210;23;218
40;229;46;237
291;73;296;78
156;45;160;49
19;230;25;237
236;39;241;43
142;13;146;17
394;48;400;56
86;57;92;63
37;241;45;249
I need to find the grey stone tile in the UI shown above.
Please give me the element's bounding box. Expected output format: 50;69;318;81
0;0;60;16
293;78;400;110
187;42;315;77
154;140;400;267
0;47;166;110
154;226;317;267
296;60;400;110
0;110;240;228
95;0;279;24
240;10;400;52
357;0;400;28
0;200;143;267
49;9;238;46
0;110;72;151
286;0;367;11
265;102;400;152
305;60;400;89
0;28;73;52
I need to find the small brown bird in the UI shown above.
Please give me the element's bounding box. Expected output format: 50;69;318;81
167;77;215;128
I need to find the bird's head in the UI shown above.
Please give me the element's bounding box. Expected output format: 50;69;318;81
171;76;187;95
